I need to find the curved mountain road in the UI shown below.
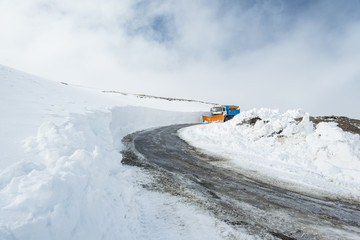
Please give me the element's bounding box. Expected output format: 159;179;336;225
121;124;360;240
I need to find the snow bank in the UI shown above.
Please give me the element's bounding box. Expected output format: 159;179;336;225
0;108;228;239
179;108;360;200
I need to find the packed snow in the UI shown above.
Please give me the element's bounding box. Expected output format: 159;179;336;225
179;108;360;201
0;65;258;240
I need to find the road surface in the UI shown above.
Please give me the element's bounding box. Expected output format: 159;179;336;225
121;124;360;240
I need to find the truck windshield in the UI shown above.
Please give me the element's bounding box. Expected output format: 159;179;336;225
211;107;222;112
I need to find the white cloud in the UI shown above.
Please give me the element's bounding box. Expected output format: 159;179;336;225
0;0;359;118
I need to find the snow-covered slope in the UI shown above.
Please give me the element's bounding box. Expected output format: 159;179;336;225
180;109;360;201
0;65;256;240
0;65;209;169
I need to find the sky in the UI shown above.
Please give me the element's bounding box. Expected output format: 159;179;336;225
0;0;360;118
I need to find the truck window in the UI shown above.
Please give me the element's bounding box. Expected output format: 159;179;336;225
212;107;222;112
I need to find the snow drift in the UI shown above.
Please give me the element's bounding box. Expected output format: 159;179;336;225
0;108;227;239
180;108;360;201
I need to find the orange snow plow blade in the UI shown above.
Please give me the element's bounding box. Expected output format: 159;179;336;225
202;115;224;122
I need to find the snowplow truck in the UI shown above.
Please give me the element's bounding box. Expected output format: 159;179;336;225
202;105;240;122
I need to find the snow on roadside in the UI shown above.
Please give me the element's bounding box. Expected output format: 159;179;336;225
0;109;238;240
0;65;256;240
179;108;360;201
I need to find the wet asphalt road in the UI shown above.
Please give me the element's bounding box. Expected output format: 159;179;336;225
121;124;360;240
